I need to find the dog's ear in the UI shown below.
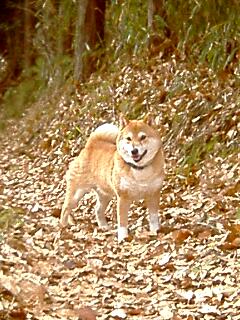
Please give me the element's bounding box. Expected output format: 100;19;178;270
119;114;129;129
143;113;156;127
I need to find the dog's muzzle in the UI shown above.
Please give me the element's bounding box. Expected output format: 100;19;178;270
131;149;147;163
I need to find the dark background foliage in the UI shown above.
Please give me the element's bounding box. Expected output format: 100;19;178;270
0;1;239;319
0;0;239;126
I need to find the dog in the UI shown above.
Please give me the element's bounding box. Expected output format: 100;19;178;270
60;115;165;242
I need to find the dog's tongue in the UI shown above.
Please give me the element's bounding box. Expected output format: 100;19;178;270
132;154;141;162
132;149;147;162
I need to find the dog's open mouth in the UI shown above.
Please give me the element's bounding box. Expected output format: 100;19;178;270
132;150;147;162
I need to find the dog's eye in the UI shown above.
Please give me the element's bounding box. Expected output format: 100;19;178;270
126;136;132;141
140;134;146;141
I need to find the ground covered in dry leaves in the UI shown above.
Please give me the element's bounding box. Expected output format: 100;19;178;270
0;57;240;319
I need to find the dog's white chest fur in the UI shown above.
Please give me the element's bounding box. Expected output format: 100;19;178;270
120;167;163;198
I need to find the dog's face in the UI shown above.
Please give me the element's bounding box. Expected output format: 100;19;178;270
117;116;162;167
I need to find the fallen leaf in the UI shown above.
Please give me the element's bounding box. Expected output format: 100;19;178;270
172;229;192;244
197;229;212;240
158;253;171;266
231;237;240;248
159;306;174;319
172;315;184;320
199;304;220;315
127;308;143;316
110;308;127;319
176;289;194;302
78;307;97;320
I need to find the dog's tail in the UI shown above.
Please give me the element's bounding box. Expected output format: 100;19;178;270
90;123;119;144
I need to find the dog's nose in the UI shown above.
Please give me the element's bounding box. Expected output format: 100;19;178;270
131;148;139;155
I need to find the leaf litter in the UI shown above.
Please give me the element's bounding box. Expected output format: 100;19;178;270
0;56;239;319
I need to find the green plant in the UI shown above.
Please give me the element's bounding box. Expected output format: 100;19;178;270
105;0;148;59
0;208;24;231
174;0;239;70
237;208;240;220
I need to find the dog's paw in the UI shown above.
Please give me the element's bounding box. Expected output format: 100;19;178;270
118;226;128;242
97;220;110;230
59;219;68;228
60;212;75;228
150;224;160;233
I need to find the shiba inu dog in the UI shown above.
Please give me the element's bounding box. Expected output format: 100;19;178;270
60;115;165;242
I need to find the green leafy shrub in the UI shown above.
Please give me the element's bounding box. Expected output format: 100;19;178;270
106;0;148;59
165;0;240;70
106;0;239;71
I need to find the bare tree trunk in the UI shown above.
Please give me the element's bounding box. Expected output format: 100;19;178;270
74;0;106;83
74;0;88;83
24;0;32;74
148;0;165;32
85;0;105;48
56;2;64;84
148;0;155;30
147;0;173;56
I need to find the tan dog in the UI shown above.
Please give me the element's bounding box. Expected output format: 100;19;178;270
60;115;165;241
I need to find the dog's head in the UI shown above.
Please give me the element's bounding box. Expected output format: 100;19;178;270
117;115;162;168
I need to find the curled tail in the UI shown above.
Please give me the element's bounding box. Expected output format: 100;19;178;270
89;123;119;144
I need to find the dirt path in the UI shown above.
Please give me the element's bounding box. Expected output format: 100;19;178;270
0;127;240;320
1;59;240;319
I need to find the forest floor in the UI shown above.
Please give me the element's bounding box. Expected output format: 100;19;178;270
0;56;239;320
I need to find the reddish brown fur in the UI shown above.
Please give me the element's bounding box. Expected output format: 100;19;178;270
60;116;165;241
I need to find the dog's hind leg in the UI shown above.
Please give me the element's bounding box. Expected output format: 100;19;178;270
60;180;86;227
95;191;111;229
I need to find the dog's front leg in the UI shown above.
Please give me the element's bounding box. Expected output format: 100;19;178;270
117;195;131;242
145;195;160;233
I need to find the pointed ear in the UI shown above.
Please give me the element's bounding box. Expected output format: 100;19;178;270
119;114;129;129
143;113;156;127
